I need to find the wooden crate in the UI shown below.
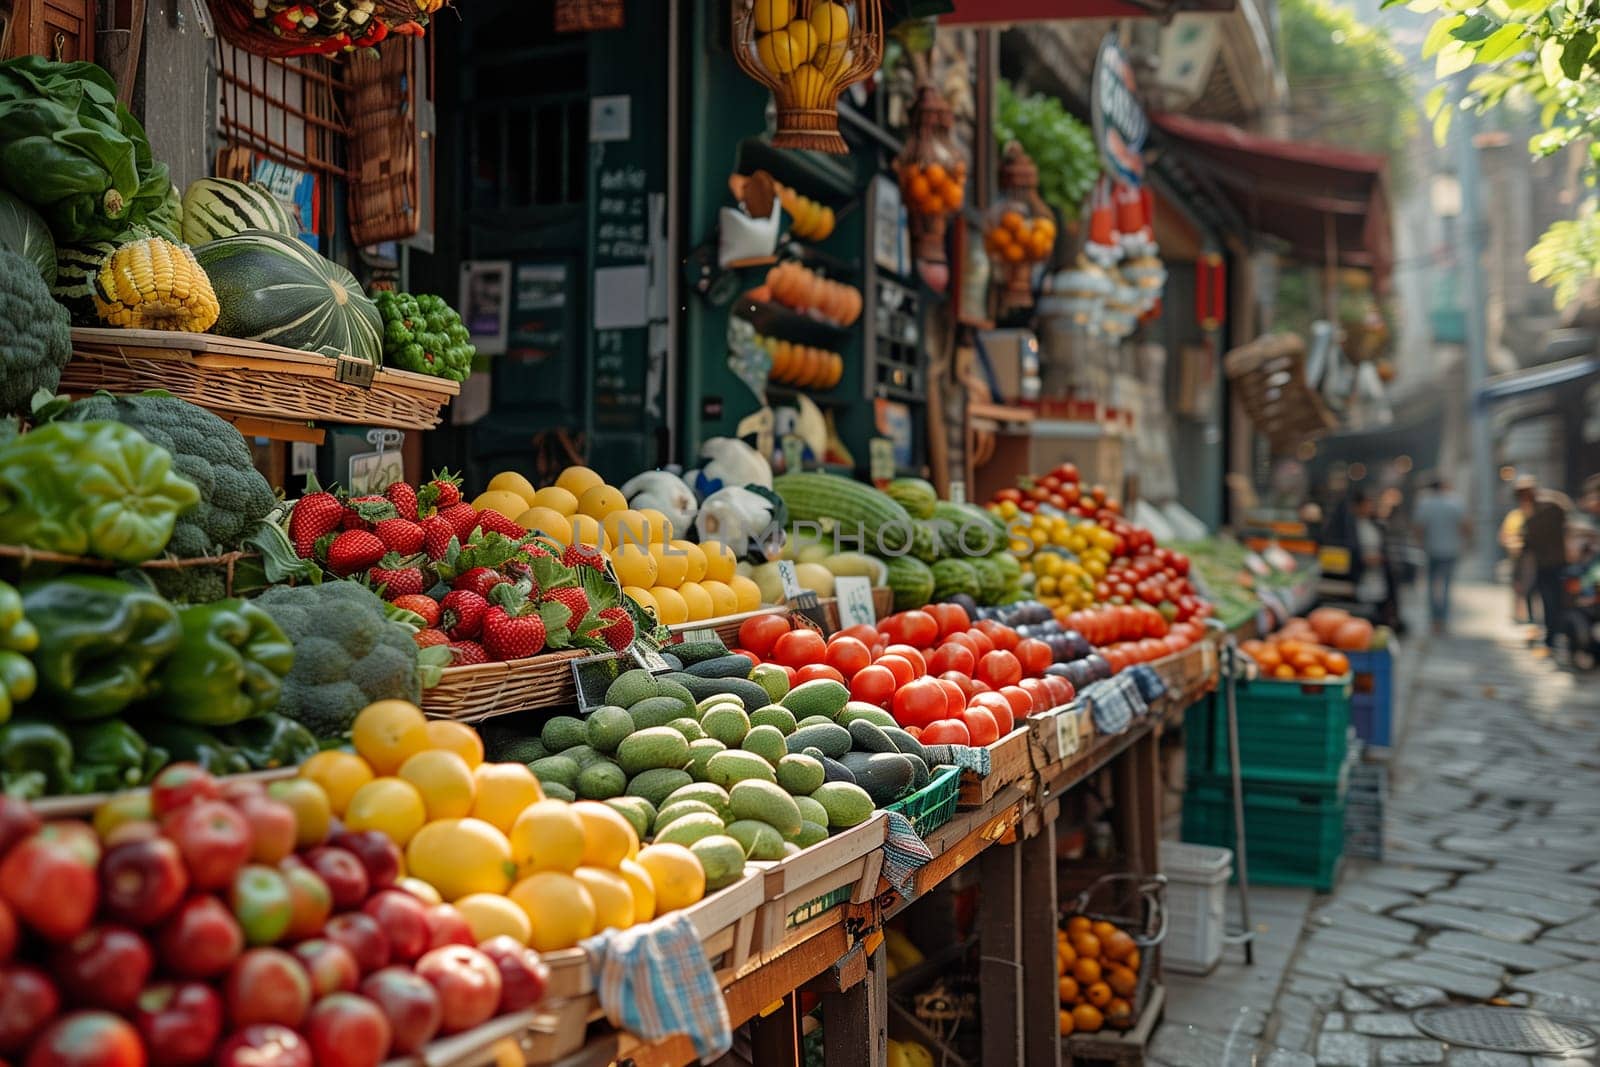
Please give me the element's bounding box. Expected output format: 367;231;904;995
957;726;1032;808
752;814;888;963
1026;702;1094;775
31;768;295;819
1063;983;1165;1064
1222;333;1336;453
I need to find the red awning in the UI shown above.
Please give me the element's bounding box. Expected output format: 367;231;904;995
939;0;1233;23
1151;113;1393;286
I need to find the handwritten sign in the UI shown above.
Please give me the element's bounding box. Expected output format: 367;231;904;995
835;576;876;628
631;642;670;674
776;560;804;602
869;438;895;486
1055;707;1082;760
781;434;805;474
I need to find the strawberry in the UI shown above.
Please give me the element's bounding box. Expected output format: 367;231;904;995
476;509;526;538
561;543;607;571
542;586;590;633
369;562;426;599
385;481;419;521
289;491;344;557
521;542;554;560
440;589;488;639
393;594;441;628
418;471;463;514
375;517;425;555
421;515;457;559
326;530;386;576
413;628;450;649
453;566;508;598
342;495;396;531
481;605;547;661
439;502;480;538
448;640;489;666
597;606;635;651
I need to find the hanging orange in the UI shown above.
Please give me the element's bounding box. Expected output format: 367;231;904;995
1071;1004;1104;1033
1071;957;1101;985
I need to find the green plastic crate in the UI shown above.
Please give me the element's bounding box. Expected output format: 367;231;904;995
1183;695;1219;777
1181;779;1345;892
885;765;961;837
1210;676;1352;784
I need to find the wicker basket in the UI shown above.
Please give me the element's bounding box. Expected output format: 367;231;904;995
1223;333;1336;453
422;650;588;722
346;41;421;246
209;0;431;58
65;329;458;432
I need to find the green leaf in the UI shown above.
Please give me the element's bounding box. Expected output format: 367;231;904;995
1476;23;1527;62
1436;41;1476;76
1542;38;1568;85
1424;13;1467;57
1560;31;1596;80
538;600;572;636
1450;13;1497;42
417;644;451;689
1424;85;1448;118
1433;104;1454;146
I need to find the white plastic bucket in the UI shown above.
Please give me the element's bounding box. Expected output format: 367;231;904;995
1161;842;1232;974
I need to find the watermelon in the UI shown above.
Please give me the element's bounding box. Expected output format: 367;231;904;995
50;240;116;323
930;559;980;603
182;179;297;244
968;557;1005;604
884;478;937;520
195;230;382;364
0;188;56;284
884;555;934;611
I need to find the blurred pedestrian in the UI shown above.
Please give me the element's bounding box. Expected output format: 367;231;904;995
1414;477;1469;634
1518;475;1570;654
1500;496;1533;625
1351;490;1393;626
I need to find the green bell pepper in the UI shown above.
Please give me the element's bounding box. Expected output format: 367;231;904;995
22;576;181;720
0;579;36;724
0;718;74;799
0;420;200;564
67;720;166;792
217;713;319;770
153;599;295;727
131;718;250;777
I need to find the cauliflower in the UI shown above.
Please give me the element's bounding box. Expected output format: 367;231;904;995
620;470;699;541
0;247;71;415
375;291;475;381
254;581;422;739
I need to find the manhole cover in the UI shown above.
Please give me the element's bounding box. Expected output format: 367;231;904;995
1413;1007;1598;1054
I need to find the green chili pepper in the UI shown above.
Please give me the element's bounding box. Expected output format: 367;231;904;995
152;599;294;727
217;713;319;770
130;718;250;777
67;720;164;792
0;718;73;799
22;575;181;720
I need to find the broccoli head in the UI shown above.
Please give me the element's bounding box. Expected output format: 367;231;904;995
375;291;475;382
0;247;71;415
254;580;421;739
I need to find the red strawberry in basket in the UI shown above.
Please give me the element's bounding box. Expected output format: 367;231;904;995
453;567;508;598
542;587;590;634
448;640;489;666
440;590;488;640
482;605;547;661
326;530;386;576
414;628;449;649
476;510;526;538
393;594;442;628
385;481;419;521
440;503;480;538
422;515;457;560
375;518;425;555
597;606;635;651
370;560;426;599
561;543;607;572
419;471;463;513
289;490;344;557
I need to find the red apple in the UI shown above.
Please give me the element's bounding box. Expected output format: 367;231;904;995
359;967;442;1054
0;797;39;860
41;821;101;867
0;965;58;1054
328;830;400;891
478;935;549;1013
150;763;219;818
50;924;152;1012
0;831;98;941
236;796;296;865
361;889;428;963
156;896;243;979
102;820;162;847
214;1024;311;1067
422;904;473;950
132;981;222;1067
23;1010;144;1067
323;912;389;975
218;778;266;804
99;836;188;927
304;847;368;910
225;948;312;1030
278;863;332;942
0;898;14;963
414;945;501;1034
291;939;359;998
305;993;392;1067
163;801;250;891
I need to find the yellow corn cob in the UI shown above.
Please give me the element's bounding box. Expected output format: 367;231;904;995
92;237;220;333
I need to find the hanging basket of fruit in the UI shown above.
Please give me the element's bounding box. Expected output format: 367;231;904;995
207;0;441;58
732;0;885;155
894;82;967;266
982;142;1057;313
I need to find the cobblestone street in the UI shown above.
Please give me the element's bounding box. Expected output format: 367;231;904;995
1154;583;1600;1066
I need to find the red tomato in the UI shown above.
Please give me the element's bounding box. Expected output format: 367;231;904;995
943;631;980;658
1055;462;1080;482
738;614;791;659
1042;675;1075;706
974;619;1019;652
969;692;1014;736
776;663;798;686
1014;638;1052;677
976;649;1022;689
834;623;881;646
904;725;923;740
936;678;966;719
892;678;948;730
997;685;1034;721
823;637;872;679
939;671;979;699
881;645;927;677
848;665;896;708
921;719;971;746
963;628;996;657
928;642;976;677
1163;634;1189;655
926;603;970;638
881;610;938;649
772;628;826;668
726;648;759;669
959;706;1000;746
1018;677;1053;711
874;655;916;689
795;664;846;685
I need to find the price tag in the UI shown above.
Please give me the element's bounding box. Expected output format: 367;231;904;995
950;480;966;505
776;560;804;601
834;576;876;628
682;629;718;644
631;641;670;674
1055;707;1082;759
781;434;805;474
869;438;895;486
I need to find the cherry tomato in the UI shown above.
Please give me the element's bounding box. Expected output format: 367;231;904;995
921;719;971;746
738;614;791;659
772;628;826;668
974;619;1019;652
795;663;846;685
939;670;979;699
926;603;971;638
874;654;916;689
969;691;1014;736
823;636;872;679
976;649;1022;689
964;628;996;657
834;623;881;646
849;665;896;708
1014;638;1052;677
1042;675;1075;707
882;610;938;649
881;644;927;677
892;678;948;730
928;642;976;677
959;706;1000;746
936;678;966;718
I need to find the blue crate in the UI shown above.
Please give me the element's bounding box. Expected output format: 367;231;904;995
1346;648;1393;747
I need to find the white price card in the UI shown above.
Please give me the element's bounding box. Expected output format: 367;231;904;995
869;437;895;485
776;560;804;602
682;630;718;644
781;434;805;474
834;576;876;628
632;642;670;674
1055;707;1082;759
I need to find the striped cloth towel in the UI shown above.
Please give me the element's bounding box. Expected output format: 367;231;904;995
881;811;933;895
1127;663;1168;705
582;911;732;1062
1080;673;1147;735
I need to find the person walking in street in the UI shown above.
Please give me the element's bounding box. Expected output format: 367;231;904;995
1517;475;1570;655
1414;476;1469;633
1351;490;1393;627
1500;497;1534;627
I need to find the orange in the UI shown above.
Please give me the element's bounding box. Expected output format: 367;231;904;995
1107;964;1137;998
1058;1010;1075;1037
1324;651;1350;676
571;801;639;869
404;819;514;900
649;586;689;625
510;799;587;873
1091;920;1118;942
1085;981;1113;1008
299;750;374;817
1065;916;1092;935
1302;663;1328;680
455;893;533;944
573;866;636;931
471;762;545;834
634;843;706;912
398;749;477;821
1106;998;1135;1030
618;858;657;923
1273;663;1297;680
1253;646;1282;670
908;174;931;202
424;721;485;768
578;484;627;520
344;777;427;846
1071;1004;1104;1033
612;543;660;589
508;871;598;952
555;465;604;499
532;485;580;516
1057;977;1080;1003
1001;209;1026;234
1070;932;1102;959
351;700;430;775
1056;941;1076;973
1125;948;1140;971
1103;930;1136;962
1071;957;1101;985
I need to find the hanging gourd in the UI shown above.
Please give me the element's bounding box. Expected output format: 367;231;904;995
894;82;966;272
733;0;885;154
982;142;1057;313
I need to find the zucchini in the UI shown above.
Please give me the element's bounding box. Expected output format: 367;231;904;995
672;640;731;666
683;654;756;679
847;718;898;755
665;672;770;712
838;751;915;806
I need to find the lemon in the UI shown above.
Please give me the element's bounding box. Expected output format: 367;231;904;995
810;0;850;42
611;543;659;589
634;507;674;544
474;490;531;521
405;818;515;901
351;700;430;775
344;777;427;846
398;749;477;821
568;514;611;551
516;507;572;545
727;575;763;612
510;799;586;873
471;762;544;833
699;540;738;583
635;843;706;912
577;484;627;520
649;586;689;625
555;466;604;499
532;485;580;516
788;62;827;107
649;542;689;588
671;540;708;583
487;471;539;506
456;892;533;944
267;778;332;848
395;876;442;906
753;0;792;32
785;18;817;62
623;586;660;620
571;801;638;869
299;751;374;817
425;720;485;768
756;29;800;76
816;42;852;77
618;858;657;922
700;580;739;618
509;871;597;952
601;509;651;550
574;867;635;931
676;581;715;622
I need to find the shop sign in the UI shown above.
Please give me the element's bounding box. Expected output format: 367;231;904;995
1091;36;1148;186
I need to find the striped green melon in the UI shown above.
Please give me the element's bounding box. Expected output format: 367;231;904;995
195;230;382;364
50;241;117;324
182;179;296;244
